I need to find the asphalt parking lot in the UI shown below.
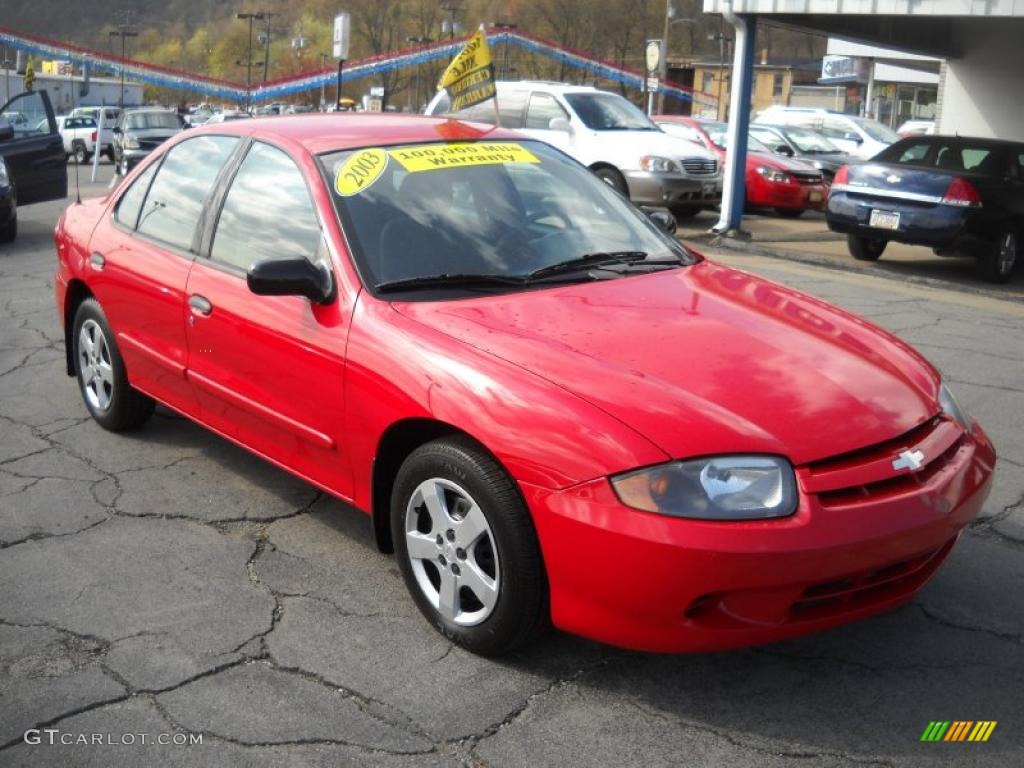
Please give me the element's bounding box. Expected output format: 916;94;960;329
1;171;1022;767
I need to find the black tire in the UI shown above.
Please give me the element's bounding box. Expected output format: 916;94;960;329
72;299;155;431
72;141;89;164
391;436;549;656
976;227;1018;284
670;204;703;220
593;166;629;197
848;234;887;261
0;212;15;244
775;208;804;219
105;147;115;162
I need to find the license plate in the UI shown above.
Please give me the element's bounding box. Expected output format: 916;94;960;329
808;190;823;203
869;209;900;230
702;182;717;196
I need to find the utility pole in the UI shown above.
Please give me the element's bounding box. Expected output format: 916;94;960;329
2;47;11;106
260;13;279;83
109;12;138;109
441;2;464;41
406;36;433;112
708;27;733;120
237;12;267;112
319;52;327;110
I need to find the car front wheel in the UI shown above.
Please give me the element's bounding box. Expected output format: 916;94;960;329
977;228;1018;284
848;234;887;261
391;436;549;656
72;299;155;430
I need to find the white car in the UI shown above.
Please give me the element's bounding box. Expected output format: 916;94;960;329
70;106;121;160
897;119;936;137
54;115;97;162
427;81;723;217
754;106;900;160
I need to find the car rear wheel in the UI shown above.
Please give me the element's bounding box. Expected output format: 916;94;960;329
391;436;549;656
72;299;155;430
670;205;702;220
593;166;628;197
775;208;804;219
72;141;90;164
977;228;1018;284
848;234;887;261
0;212;15;244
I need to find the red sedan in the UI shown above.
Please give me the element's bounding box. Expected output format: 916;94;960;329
54;115;995;655
655;115;828;217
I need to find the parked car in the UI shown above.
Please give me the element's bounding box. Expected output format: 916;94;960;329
655;116;827;217
748;123;857;182
897;119;936;138
427;82;723;219
54;114;995;654
205;111;252;124
70;106;121;160
0;90;67;243
112;108;186;175
826;135;1024;282
55;115;98;163
755;107;900;159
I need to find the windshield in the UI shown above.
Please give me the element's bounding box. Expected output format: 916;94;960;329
774;126;839;153
850;116;900;144
319;140;692;297
702;122;771;153
126;111;181;131
563;93;657;131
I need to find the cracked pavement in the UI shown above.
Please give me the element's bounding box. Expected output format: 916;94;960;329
1;184;1022;766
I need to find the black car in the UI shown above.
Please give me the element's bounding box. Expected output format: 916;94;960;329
826;136;1024;283
0;90;68;243
750;123;858;182
113;109;185;176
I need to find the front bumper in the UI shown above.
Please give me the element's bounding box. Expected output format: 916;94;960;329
624;170;723;207
748;175;827;210
523;421;996;652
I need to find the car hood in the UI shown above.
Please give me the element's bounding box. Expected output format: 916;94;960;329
750;151;819;173
394;261;939;466
639;130;719;162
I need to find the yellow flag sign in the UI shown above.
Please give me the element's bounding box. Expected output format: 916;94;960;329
438;29;497;112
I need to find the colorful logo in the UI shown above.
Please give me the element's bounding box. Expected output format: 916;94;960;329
921;721;997;742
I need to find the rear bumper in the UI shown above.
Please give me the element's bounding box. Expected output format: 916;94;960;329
523;423;996;653
826;192;984;249
625;170;723;207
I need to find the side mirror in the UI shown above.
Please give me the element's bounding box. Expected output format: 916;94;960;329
0;120;12;141
548;117;571;133
247;257;335;304
644;208;678;236
844;132;863;144
775;144;795;157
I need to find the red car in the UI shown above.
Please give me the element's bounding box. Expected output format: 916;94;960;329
54;115;995;655
655;115;828;217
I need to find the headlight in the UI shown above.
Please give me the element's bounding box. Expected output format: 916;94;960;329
0;157;8;186
939;382;972;433
756;166;791;183
611;455;798;521
123;136;140;149
640;155;680;173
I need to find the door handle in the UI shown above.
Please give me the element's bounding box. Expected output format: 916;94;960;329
89;252;105;270
188;294;212;316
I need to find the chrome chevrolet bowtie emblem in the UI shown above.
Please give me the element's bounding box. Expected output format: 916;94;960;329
886;174;902;184
893;449;925;472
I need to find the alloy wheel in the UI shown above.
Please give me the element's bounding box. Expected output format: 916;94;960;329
998;231;1017;277
404;477;500;626
78;319;114;411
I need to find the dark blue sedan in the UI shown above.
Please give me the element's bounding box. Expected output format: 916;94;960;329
826;136;1024;283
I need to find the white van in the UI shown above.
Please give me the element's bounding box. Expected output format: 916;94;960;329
426;81;722;216
754;106;899;159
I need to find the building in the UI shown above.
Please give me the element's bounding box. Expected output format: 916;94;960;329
665;59;817;119
1;66;143;114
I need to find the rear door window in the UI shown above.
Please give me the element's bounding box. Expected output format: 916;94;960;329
525;93;568;130
137;135;239;251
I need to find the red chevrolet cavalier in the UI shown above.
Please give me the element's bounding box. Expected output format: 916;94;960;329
54;115;996;655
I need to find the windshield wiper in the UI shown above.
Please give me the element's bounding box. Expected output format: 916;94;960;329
526;251;652;280
375;273;529;293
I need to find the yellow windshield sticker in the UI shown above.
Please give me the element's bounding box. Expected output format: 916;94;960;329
335;148;389;196
389;142;539;173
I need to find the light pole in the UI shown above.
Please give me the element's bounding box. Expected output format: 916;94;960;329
658;1;694;114
406;36;433;112
319;52;327;110
109;25;138;108
237;12;267;112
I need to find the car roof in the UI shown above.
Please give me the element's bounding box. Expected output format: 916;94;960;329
193;113;524;155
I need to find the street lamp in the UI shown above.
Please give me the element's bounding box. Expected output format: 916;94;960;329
658;0;694;114
109;25;138;109
237;12;267;112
